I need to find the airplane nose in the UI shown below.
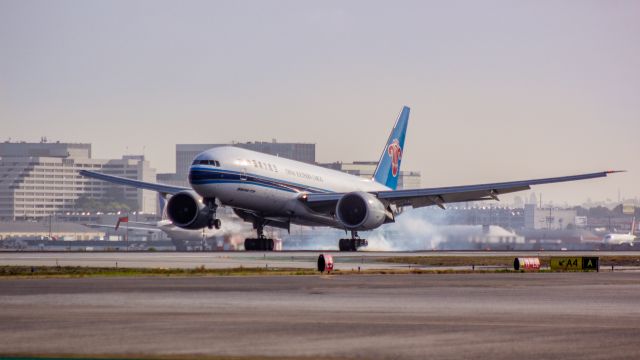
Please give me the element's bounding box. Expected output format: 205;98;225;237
189;162;215;185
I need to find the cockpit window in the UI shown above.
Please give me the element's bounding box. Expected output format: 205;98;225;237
192;159;220;167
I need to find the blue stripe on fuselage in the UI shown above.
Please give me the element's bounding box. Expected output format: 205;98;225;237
191;179;299;193
189;167;331;194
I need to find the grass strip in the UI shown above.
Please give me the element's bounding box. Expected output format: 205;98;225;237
0;265;524;278
0;265;317;278
380;255;640;267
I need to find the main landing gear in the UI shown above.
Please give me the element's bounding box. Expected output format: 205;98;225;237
339;231;368;252
207;218;222;230
244;220;274;251
205;199;221;230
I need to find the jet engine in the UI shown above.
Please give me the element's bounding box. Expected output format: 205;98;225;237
166;190;211;229
336;191;387;230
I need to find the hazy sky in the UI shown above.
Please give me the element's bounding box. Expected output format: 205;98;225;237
1;0;638;205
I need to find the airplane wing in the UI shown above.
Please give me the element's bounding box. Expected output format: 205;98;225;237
79;170;188;195
303;170;623;210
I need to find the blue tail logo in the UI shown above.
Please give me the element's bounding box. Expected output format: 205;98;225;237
373;106;410;190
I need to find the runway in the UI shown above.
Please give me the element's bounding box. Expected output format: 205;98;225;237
1;273;640;359
2;251;640;270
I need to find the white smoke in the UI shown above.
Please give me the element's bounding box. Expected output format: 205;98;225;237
282;207;448;251
365;208;447;251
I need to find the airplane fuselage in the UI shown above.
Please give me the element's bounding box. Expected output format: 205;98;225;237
188;146;390;229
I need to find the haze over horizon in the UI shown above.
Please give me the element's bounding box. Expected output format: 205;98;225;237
1;0;638;205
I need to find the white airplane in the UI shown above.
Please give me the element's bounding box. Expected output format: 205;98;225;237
603;217;636;246
81;106;622;251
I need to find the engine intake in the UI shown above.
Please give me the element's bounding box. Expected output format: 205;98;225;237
336;191;387;230
166;190;210;229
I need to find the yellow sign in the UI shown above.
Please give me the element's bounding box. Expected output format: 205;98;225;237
550;257;599;271
550;257;582;271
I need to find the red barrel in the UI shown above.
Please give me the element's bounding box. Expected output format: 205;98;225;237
514;257;540;271
318;254;334;273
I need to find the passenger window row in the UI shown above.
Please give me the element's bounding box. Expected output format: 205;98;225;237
250;159;278;173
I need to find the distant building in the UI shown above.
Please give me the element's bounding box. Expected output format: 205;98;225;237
156;172;185;188
0;221;105;241
437;206;525;230
177;140;315;174
318;161;421;190
524;204;577;230
0;141;157;220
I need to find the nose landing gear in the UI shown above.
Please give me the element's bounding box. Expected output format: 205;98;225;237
205;199;221;230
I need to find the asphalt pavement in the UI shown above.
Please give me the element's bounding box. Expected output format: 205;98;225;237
1;272;640;359
2;250;639;270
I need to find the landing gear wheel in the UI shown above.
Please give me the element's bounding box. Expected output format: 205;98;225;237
339;239;349;251
245;217;274;251
338;238;368;251
205;198;218;230
245;238;274;251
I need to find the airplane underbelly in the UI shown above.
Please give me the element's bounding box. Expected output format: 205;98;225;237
193;182;341;228
197;182;292;213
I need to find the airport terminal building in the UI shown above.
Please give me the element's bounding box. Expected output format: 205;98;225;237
0;141;157;220
319;161;422;189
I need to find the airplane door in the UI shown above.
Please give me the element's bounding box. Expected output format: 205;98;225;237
240;168;247;181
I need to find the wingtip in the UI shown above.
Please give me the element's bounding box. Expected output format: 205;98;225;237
606;170;626;175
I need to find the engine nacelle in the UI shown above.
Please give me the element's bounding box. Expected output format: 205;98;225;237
336;191;387;230
166;190;210;229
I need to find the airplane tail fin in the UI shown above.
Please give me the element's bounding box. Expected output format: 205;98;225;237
372;106;410;190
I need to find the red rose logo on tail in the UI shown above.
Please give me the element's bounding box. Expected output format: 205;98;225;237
387;139;402;177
